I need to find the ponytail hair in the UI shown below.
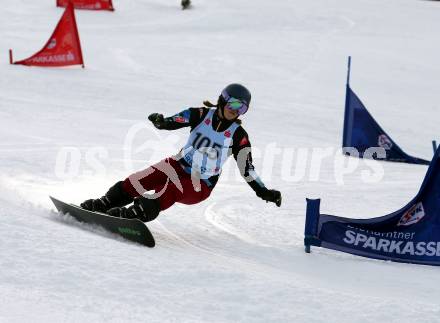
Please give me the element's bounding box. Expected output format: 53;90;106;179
203;100;217;108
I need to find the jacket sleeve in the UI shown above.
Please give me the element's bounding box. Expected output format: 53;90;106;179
232;127;268;197
158;108;207;130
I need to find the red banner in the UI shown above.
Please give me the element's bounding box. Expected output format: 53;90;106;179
12;2;84;67
57;0;114;11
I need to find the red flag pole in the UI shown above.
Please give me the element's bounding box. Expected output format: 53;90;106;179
9;49;13;64
69;3;85;68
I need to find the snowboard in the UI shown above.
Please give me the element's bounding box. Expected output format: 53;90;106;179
50;196;155;247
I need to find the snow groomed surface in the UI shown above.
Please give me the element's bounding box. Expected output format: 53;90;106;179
2;0;440;322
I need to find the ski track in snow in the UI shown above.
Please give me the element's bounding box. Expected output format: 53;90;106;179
203;202;269;247
1;0;440;322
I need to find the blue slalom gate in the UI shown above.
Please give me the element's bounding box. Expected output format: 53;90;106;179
342;56;430;165
304;146;440;266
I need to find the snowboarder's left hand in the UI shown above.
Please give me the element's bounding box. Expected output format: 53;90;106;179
259;189;282;207
148;113;166;129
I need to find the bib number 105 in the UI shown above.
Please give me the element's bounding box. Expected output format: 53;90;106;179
192;132;223;159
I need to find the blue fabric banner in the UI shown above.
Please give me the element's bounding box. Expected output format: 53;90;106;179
304;146;440;266
342;85;429;165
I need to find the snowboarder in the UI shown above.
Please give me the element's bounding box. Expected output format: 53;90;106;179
81;84;282;222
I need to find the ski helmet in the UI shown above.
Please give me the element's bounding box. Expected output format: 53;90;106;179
218;83;251;116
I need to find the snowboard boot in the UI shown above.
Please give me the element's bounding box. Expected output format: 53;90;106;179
80;181;134;213
107;196;161;223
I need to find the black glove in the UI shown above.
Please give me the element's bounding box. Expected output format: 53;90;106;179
258;189;282;207
148;113;166;129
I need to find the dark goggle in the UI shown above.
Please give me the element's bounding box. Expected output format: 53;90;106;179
221;90;249;115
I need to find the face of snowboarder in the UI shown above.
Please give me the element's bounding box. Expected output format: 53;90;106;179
222;106;240;120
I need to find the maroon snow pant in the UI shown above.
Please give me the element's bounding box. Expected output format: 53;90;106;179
122;157;213;211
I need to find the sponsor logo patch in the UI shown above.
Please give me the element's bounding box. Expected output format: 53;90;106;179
174;116;187;123
398;202;425;226
239;137;249;146
47;38;57;49
378;134;393;150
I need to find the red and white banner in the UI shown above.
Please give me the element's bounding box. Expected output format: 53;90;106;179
57;0;114;11
11;2;84;67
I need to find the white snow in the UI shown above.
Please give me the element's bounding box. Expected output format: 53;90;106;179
1;0;440;322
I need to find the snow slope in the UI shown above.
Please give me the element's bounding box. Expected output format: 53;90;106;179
1;0;440;322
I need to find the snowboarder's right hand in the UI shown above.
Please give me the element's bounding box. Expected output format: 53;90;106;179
258;189;282;207
148;113;166;129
